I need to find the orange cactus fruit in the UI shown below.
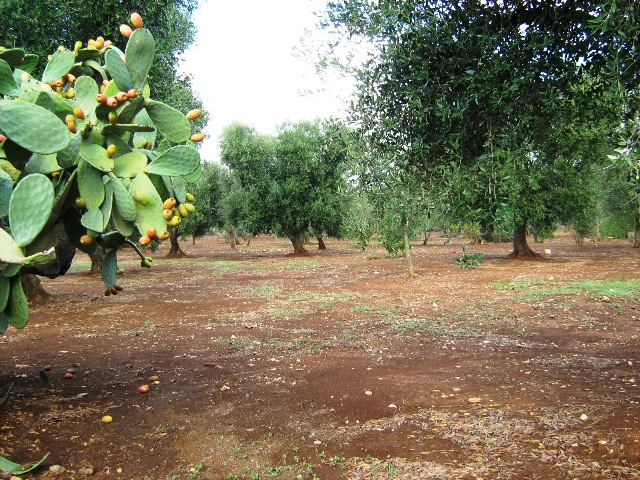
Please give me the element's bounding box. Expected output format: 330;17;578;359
186;109;201;120
190;133;205;142
73;106;85;120
120;24;133;38
131;12;143;28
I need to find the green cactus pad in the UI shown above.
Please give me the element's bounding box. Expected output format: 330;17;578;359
183;160;202;183
96;231;125;249
34;91;74;121
1;264;21;278
105;48;132;92
1;140;31;170
145;145;200;177
156;139;171;154
0;160;20;183
125;28;156;92
0;49;25;67
5;275;28;329
0;100;70;154
41;49;75;84
57;133;82;169
51;168;77;219
81;207;104;233
112;150;147;178
0;313;8;334
0;276;9;312
82;59;107;82
24;153;61;175
0;170;13;218
101;248;118;288
114;99;142;127
80;143;114;172
77;159;105;209
148;174;172;202
9;173;55;247
144;100;191;143
20;55;39;74
101;180;114;230
74;76;99;123
172;176;187;203
102;124;154;135
108;173;137;221
0;59;21;97
133;108;157;149
112;204;134;236
75;48;102;63
0;228;25;265
105;134;132;157
130;172;165;235
22;248;57;267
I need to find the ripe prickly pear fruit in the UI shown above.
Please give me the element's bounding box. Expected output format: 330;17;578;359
163;198;176;210
0;134;6;143
162;209;173;221
158;230;170;241
95;36;105;49
190;133;205;142
186;109;201;120
167;215;181;227
106;144;116;158
127;89;138;99
131;12;143;29
139;235;151;246
74;106;85;120
106;97;118;108
115;91;128;103
80;234;94;245
146;227;157;239
97;93;108;103
67;73;76;83
178;204;189;217
120;24;133;38
67;120;77;134
184;203;196;213
185;192;195;202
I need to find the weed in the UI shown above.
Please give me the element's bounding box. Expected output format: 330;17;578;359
455;246;485;270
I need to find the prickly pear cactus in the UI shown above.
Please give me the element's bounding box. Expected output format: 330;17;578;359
0;13;205;333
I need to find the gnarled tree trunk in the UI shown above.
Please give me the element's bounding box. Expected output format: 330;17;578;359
634;216;640;248
317;235;326;250
22;274;50;303
168;228;185;257
403;225;415;276
285;230;308;255
508;222;539;258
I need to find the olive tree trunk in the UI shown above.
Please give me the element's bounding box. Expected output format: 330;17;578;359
509;222;539;258
168;228;185;257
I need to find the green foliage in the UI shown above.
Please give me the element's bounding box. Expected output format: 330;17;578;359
220;120;352;253
0;16;202;333
455;247;485;270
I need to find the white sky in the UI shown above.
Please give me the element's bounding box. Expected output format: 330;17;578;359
180;0;354;162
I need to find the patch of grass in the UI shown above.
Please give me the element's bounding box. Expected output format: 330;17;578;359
268;306;313;320
279;260;319;270
355;304;402;317
381;319;424;333
493;278;640;300
492;277;549;291
243;283;282;298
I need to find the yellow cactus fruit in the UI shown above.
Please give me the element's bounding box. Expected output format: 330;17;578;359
163;198;177;210
167;215;182;227
158;230;170;241
185;192;195;202
184;203;196;213
73;106;85;120
106;144;116;158
190;133;205;142
162;209;174;221
178;204;189;217
186;109;202;120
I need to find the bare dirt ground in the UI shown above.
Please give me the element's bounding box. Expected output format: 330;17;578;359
1;231;640;480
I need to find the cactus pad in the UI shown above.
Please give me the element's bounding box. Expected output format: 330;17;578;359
41;49;75;84
80;143;114;172
112;151;147;178
74;76;99;123
5;276;28;329
24;153;61;175
77;159;105;209
108;173;137;221
0;170;12;218
101;249;118;288
9;173;55;247
130;172;165;235
145;145;200;176
0;100;70;154
125;28;156;91
0;59;21;97
81;207;105;233
0;228;25;265
105;48;132;92
144;100;191;143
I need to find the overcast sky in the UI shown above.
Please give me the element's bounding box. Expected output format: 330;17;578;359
180;0;354;162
